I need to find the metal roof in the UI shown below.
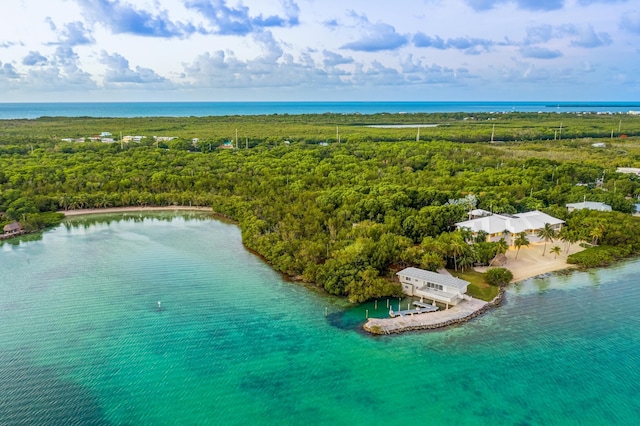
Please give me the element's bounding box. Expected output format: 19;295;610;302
566;201;612;211
456;210;564;235
397;267;469;291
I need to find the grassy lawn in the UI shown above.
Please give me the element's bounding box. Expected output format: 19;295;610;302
449;269;500;301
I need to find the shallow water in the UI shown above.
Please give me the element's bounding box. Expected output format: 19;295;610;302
1;213;638;425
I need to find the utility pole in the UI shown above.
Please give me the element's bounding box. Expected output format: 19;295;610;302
235;128;238;149
559;121;563;140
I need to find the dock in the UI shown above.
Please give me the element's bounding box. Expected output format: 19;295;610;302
363;294;504;335
412;301;436;309
389;302;438;318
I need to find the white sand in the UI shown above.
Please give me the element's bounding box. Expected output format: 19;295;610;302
475;241;585;283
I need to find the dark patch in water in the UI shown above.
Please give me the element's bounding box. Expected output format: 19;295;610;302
0;353;109;426
326;311;361;331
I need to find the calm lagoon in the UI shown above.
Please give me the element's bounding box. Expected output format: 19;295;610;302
1;212;639;425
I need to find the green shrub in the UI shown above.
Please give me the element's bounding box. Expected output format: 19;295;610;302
484;267;513;286
567;245;631;268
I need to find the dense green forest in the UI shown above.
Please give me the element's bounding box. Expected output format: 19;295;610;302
2;112;640;302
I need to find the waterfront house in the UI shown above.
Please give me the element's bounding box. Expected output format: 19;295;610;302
396;267;470;306
455;210;564;244
3;222;23;235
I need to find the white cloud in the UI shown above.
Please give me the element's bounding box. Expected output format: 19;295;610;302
100;51;169;85
0;0;636;101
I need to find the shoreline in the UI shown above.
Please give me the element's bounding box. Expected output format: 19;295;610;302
363;242;585;335
56;208;584;335
61;206;213;217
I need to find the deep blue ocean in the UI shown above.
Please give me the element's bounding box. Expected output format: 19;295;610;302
0;101;638;119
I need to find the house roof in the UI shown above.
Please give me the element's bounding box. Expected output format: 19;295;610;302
397;267;469;291
455;210;564;235
469;208;492;218
566;201;612;211
3;222;22;232
514;210;564;229
456;214;513;234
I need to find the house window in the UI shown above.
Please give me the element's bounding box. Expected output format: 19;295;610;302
406;277;411;281
426;282;443;291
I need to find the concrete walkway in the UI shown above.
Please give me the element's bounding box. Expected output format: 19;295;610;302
363;297;491;335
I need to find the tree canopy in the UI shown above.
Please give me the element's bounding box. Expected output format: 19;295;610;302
3;112;640;301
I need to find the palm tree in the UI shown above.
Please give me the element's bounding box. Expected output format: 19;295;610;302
449;236;465;271
566;229;580;255
490;237;509;266
550;245;562;259
502;229;511;247
458;250;476;273
589;223;605;246
558;227;570;253
536;223;556;256
475;230;489;244
459;227;473;244
514;232;529;260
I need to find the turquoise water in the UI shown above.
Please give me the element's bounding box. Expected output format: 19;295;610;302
0;101;638;119
1;213;639;425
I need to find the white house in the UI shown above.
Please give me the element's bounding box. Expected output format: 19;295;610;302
396;267;470;306
455;210;564;244
122;135;146;143
616;167;640;176
566;201;611;212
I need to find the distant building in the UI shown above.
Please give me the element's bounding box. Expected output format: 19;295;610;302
154;136;176;142
617;167;640;176
397;267;470;306
219;141;234;149
100;132;112;137
566;201;612;212
122;135;146;143
591;143;606;148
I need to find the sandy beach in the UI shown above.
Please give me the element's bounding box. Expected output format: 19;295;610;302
61;206;213;217
476;241;585;283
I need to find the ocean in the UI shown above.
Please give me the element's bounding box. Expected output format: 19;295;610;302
1;213;638;425
0;101;638;119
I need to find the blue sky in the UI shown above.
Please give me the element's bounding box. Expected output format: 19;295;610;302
0;0;638;102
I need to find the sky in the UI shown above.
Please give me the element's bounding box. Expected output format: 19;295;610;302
0;0;638;102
